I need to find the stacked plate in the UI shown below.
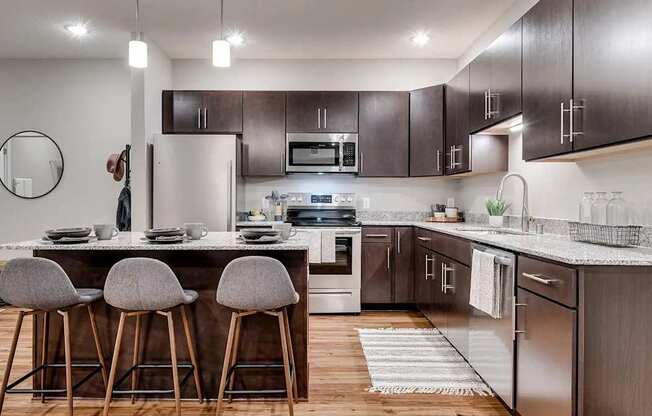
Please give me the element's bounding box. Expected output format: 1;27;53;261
239;229;282;244
143;227;187;244
43;227;93;244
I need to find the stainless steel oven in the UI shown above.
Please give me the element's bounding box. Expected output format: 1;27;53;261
286;133;358;173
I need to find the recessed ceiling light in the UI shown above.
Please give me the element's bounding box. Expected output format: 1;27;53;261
65;23;88;37
226;32;245;47
410;31;430;47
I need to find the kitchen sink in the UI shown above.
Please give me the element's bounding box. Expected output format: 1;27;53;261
454;227;533;236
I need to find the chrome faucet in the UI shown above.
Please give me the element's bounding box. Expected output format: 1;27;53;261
496;173;530;233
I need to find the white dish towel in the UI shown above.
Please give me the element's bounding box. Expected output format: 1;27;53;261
469;249;503;319
321;230;336;263
302;230;322;264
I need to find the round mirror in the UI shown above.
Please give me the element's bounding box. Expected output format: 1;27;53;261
0;130;64;199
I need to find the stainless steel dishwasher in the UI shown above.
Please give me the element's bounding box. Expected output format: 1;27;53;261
469;243;516;410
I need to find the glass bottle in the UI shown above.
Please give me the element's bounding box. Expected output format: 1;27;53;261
591;192;609;225
579;192;594;223
607;192;628;226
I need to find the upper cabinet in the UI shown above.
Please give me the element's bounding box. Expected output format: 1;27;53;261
445;67;471;175
358;91;409;177
162;90;243;134
469;20;523;133
522;0;573;160
572;0;652;152
286;91;358;133
409;85;445;177
242;91;286;176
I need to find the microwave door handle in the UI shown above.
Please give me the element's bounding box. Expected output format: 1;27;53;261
339;141;344;171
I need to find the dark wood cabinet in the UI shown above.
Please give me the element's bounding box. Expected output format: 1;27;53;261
469;20;522;133
428;255;446;333
522;0;573;160
162;90;242;134
572;0;652;151
409;85;445;177
358;92;409;177
286;91;358;133
242;91;286;176
442;257;471;357
393;227;414;303
516;287;575;416
414;244;435;316
361;241;393;304
445;67;471;175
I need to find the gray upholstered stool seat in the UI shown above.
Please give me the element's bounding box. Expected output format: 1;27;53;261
215;256;299;416
102;257;203;416
77;288;104;304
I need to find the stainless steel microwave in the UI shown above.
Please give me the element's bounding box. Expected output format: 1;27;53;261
286;133;358;173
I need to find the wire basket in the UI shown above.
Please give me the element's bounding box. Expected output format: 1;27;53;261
568;222;642;247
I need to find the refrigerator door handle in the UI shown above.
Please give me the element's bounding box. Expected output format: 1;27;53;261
227;160;233;231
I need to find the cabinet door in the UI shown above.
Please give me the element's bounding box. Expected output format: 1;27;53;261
361;242;392;303
490;19;522;123
286;92;323;133
359;92;409;177
516;288;575;416
428;255;446;334
522;0;573;160
243;91;286;176
393;227;414;303
442;257;471;357
163;91;204;133
573;0;652;151
321;92;359;133
445;67;471;175
414;245;432;313
409;85;444;176
203;91;243;133
469;50;493;132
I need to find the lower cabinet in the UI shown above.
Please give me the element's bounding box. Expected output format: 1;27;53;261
516;287;575;416
441;256;471;357
361;241;393;303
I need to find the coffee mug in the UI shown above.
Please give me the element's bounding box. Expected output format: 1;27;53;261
273;223;297;240
93;224;119;240
184;223;208;240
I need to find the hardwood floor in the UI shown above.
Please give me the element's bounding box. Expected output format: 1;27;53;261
0;309;508;415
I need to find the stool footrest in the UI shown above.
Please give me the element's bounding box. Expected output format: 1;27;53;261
111;363;194;396
225;361;294;397
5;363;102;395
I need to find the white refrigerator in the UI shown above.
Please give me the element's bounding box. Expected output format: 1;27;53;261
153;134;244;231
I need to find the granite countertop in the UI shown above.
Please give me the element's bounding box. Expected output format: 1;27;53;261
236;221;284;227
0;232;309;251
362;220;652;266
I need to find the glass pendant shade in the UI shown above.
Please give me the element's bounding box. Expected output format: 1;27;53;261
129;38;148;68
212;39;231;67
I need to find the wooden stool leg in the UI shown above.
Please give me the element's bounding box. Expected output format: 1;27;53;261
130;314;142;404
87;304;108;389
216;312;238;416
227;314;241;403
59;310;74;416
103;312;127;416
40;311;49;403
277;311;295;416
0;311;25;414
282;308;298;403
180;305;203;403
165;311;182;416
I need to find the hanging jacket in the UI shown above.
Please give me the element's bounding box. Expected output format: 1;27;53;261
116;186;131;231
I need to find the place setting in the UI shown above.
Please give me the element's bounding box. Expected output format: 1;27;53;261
141;223;208;244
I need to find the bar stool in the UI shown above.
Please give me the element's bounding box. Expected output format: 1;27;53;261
0;258;108;416
215;256;299;416
101;258;203;416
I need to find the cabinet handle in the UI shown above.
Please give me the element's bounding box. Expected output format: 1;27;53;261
425;254;434;280
387;246;391;270
441;263;455;294
417;236;431;242
513;297;527;340
522;272;556;285
365;234;388;238
569;98;585;142
396;230;401;254
484;90;488;120
560;101;566;144
318;108;321;129
203;107;207;129
324;108;327;129
436;149;441;173
197;108;201;128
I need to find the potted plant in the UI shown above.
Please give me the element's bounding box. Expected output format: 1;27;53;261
485;199;510;227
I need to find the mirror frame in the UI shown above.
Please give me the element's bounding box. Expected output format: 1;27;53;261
0;130;65;200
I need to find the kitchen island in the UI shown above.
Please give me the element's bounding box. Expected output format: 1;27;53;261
0;232;310;400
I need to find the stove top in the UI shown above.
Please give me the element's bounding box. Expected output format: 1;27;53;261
286;192;359;227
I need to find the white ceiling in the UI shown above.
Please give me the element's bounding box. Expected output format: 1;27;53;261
0;0;517;60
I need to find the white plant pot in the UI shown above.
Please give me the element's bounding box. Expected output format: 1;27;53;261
488;216;504;227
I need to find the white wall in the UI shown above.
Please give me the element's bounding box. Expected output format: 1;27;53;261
457;132;652;226
0;59;130;258
173;58;457;91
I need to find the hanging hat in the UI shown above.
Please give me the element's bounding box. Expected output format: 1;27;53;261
106;151;126;182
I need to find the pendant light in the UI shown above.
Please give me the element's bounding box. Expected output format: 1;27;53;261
129;0;148;68
212;0;231;67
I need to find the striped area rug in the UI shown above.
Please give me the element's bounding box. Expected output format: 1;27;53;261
357;327;492;395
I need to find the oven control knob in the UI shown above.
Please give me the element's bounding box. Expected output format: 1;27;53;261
347;196;353;202
334;196;339;202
